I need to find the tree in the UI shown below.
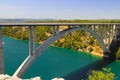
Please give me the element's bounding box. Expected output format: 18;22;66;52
88;68;115;80
116;48;120;60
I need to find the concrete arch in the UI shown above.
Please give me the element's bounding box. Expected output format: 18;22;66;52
36;27;108;54
59;27;108;52
14;27;108;77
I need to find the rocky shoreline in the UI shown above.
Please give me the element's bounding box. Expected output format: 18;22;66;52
0;74;41;80
0;74;65;80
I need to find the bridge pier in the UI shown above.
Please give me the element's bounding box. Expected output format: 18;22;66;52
29;26;33;55
33;26;36;54
52;26;60;36
28;26;36;55
0;26;4;74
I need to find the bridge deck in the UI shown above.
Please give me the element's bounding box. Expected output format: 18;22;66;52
0;23;120;26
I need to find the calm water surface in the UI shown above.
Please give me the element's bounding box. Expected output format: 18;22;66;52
3;36;120;80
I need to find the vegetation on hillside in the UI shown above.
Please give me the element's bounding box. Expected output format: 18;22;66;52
26;19;120;23
88;68;115;80
116;48;120;60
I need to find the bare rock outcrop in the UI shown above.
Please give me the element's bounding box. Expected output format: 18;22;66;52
0;74;41;80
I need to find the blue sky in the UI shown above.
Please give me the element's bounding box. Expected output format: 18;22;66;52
0;0;120;19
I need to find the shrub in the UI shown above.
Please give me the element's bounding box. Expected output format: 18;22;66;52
116;48;120;60
88;68;115;80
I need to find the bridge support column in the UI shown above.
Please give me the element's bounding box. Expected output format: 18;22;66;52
114;25;117;41
29;26;36;55
29;26;33;55
97;25;100;36
0;26;4;74
33;26;36;54
52;26;60;36
108;25;112;49
102;25;105;39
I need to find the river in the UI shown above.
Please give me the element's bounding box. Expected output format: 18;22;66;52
3;36;120;80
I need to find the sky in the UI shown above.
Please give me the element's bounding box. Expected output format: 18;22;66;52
0;0;120;19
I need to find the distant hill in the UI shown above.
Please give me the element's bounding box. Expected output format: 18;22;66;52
0;19;26;23
0;19;55;23
0;19;120;23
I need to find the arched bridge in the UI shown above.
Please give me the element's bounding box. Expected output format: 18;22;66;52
0;23;120;77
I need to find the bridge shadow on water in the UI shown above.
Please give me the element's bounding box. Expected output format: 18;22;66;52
63;58;115;80
64;34;120;80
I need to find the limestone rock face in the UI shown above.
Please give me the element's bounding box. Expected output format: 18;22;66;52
0;74;41;80
0;74;21;80
52;78;65;80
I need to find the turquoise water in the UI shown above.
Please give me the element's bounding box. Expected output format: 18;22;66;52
3;36;120;80
107;61;120;80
